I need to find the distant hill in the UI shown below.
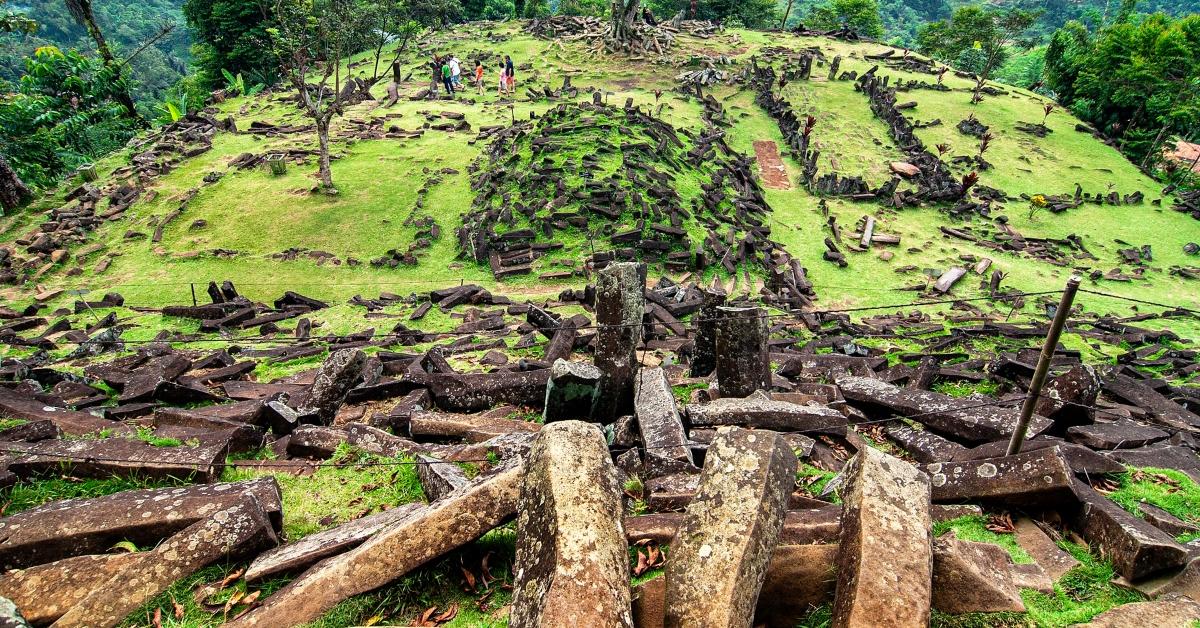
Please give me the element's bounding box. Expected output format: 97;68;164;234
0;0;189;105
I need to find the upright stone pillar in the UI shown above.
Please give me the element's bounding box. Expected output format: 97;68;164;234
511;421;633;627
689;288;727;378
714;306;770;398
591;262;645;423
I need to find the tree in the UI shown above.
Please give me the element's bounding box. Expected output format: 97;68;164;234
264;0;368;193
183;0;278;90
558;0;606;16
806;0;884;39
359;0;420;84
0;46;139;189
64;0;144;124
0;0;37;34
916;6;1039;103
609;0;642;46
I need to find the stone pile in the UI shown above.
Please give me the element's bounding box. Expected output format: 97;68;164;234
2;264;1200;625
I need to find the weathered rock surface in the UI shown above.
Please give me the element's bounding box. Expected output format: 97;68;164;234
0;553;139;625
511;422;632;627
416;455;471;501
832;447;932;628
244;503;425;582
0;478;282;570
227;464;520;626
3;438;227;483
885;424;969;463
755;544;840;626
409;411;539;442
838;376;1050;444
293;349;366;424
54;493;278;627
686;391;846;432
0;389;117;436
1067;421;1169;450
932;534;1025;614
1073;594;1200;627
714;306;771;398
1035;364;1101;428
1013;517;1080;579
925;447;1076;507
543;359;601;422
592;262;645;423
634;367;692;468
664;427;795;628
1073;479;1189;581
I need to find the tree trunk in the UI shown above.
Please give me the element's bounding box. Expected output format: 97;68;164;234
0;154;32;212
315;117;335;192
780;0;794;29
74;0;144;126
610;0;640;44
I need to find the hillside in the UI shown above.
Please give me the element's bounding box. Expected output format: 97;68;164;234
2;21;1197;336
1;20;1200;628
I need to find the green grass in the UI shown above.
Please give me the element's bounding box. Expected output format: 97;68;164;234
220;444;426;541
934;514;1033;564
1020;543;1144;627
1105;467;1200;543
2;475;193;515
932;379;1003;398
0;418;29;431
135;425;185;448
797;462;840;501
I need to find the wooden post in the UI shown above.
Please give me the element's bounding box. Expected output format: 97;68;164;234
1006;275;1082;455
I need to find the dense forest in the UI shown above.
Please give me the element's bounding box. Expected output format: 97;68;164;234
0;0;1197;205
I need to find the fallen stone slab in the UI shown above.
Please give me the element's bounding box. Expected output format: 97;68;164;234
244;503;425;582
1139;503;1200;538
626;507;842;547
0;477;282;570
0;553;139;625
1035;364;1100;428
0;420;60;442
1073;594;1200;627
755;543;839;626
685;390;846;433
409;411;540;442
955;437;1126;475
416;455;471;501
634;367;692;470
421;369;551;412
884;424;970;463
1104;445;1200;472
664;427;794;628
0;389;118;436
1067;421;1169;450
1073;478;1189;581
925;447;1076;507
1103;374;1200;432
1013;517;1079;580
293;349;367;424
838;376;1050;445
3;438;227;483
932;533;1025;614
512;422;632;627
832;447;932;628
543;359;601;422
226;464;521;626
53;493;279;628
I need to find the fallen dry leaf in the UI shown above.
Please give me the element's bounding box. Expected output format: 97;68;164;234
434;604;459;623
632;549;649;576
240;590;261;606
461;560;477;592
219;568;245;589
152;607;163;628
172;598;185;620
986;512;1016;534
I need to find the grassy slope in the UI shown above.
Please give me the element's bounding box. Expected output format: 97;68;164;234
2;23;1197;337
2;20;1200;628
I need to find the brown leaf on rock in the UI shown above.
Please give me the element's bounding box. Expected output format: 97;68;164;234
632;549;649;576
240;590;261;606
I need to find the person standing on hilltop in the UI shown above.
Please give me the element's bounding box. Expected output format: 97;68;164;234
504;55;515;93
449;55;462;89
441;58;456;98
474;60;485;95
498;61;509;96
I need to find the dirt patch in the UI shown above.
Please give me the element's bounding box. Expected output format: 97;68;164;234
753;140;791;190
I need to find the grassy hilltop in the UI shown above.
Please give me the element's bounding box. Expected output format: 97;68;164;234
3;21;1198;343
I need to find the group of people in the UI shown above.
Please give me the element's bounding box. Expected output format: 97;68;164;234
430;53;517;98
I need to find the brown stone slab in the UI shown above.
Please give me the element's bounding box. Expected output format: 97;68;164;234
925;447;1076;507
3;438;227;483
0;477;282;570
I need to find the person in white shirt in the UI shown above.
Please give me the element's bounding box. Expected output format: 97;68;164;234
449;56;462;88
